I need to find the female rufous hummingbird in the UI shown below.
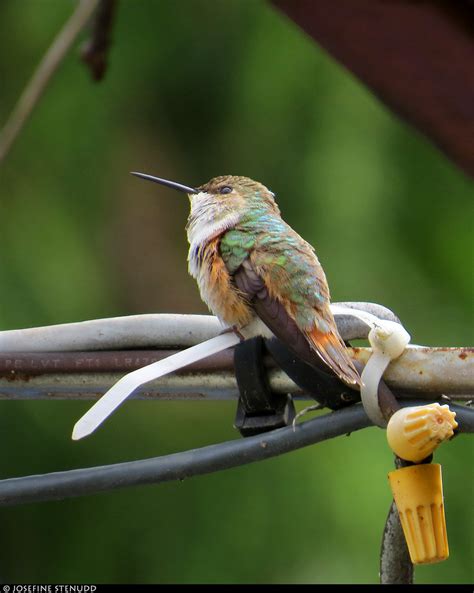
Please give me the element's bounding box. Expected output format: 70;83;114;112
132;173;361;388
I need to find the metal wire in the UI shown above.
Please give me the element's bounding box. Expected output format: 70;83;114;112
0;402;471;507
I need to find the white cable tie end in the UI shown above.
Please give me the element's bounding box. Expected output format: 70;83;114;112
369;320;410;359
71;331;241;440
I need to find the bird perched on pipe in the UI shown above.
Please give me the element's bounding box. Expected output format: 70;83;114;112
132;173;362;388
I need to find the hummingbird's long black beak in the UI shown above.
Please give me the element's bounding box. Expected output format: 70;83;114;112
131;172;198;194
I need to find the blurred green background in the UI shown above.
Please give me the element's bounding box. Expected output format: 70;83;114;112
0;0;472;584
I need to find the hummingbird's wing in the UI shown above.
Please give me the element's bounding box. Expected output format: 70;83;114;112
221;227;361;387
234;259;361;387
233;260;331;370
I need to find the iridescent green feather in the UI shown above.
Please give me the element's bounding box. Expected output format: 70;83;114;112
220;213;330;332
220;229;256;273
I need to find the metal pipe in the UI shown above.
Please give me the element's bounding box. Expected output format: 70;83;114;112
0;346;471;400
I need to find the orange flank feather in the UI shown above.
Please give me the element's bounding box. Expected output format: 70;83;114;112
197;237;252;327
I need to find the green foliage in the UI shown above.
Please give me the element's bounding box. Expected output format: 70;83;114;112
0;0;472;584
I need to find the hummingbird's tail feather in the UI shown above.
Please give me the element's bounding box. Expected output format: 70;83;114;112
306;327;362;388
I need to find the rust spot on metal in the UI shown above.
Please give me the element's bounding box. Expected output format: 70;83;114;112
6;370;31;383
459;352;467;360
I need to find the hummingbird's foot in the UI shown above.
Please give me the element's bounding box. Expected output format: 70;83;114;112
218;325;246;342
231;325;247;342
292;403;324;432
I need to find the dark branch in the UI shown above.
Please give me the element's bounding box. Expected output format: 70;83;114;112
80;0;118;81
0;0;100;164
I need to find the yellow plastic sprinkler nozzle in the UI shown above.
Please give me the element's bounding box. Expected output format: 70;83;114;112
387;403;458;463
388;464;449;564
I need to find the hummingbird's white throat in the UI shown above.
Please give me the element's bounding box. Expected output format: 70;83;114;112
187;191;240;276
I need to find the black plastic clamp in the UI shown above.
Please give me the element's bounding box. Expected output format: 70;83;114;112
233;334;363;437
233;336;295;437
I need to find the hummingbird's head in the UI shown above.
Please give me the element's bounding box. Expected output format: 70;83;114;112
131;172;280;244
195;175;279;215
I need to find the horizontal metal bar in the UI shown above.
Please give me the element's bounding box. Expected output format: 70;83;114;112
0;346;471;400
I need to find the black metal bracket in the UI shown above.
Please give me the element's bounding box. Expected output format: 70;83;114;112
233;337;295;437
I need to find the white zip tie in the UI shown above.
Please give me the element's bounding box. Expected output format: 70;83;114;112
330;305;387;330
332;305;411;426
361;321;410;427
363;323;410;427
72;331;240;440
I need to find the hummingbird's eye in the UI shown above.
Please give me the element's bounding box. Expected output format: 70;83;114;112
219;185;233;195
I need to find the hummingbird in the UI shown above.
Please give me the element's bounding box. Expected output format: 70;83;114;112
71;172;362;440
132;172;361;388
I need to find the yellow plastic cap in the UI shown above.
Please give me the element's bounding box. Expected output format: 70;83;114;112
388;463;448;564
386;403;458;462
